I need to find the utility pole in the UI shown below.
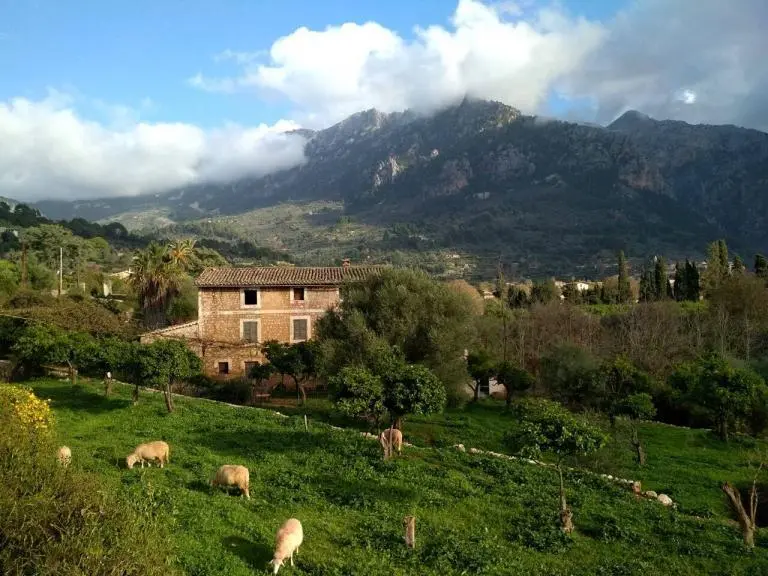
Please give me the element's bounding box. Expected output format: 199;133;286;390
497;256;508;362
20;242;28;288
58;246;63;298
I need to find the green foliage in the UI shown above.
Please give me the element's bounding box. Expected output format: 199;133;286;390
669;354;768;440
617;251;631;304
316;268;476;399
505;398;607;462
0;383;175;575
466;350;496;401
496;361;535;404
0;259;20;298
540;344;602;409
530;279;560;305
330;366;386;424
134;339;203;391
615;393;657;421
754;254;768;279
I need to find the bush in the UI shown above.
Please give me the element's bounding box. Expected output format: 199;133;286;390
0;384;177;576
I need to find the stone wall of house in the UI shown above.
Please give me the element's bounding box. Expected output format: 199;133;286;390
197;285;340;379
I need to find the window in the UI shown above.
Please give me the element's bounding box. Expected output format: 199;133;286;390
243;289;259;306
244;361;258;379
242;320;259;343
292;287;305;301
218;362;229;375
292;318;309;342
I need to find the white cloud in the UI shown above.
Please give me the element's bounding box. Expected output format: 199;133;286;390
0;92;307;202
190;0;605;126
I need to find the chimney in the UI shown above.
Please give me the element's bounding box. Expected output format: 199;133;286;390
342;258;350;269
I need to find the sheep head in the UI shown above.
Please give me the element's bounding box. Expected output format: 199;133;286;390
126;454;139;469
268;558;284;574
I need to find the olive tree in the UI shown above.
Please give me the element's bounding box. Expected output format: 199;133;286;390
506;399;607;533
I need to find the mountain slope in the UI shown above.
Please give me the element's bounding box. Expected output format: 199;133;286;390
30;100;768;276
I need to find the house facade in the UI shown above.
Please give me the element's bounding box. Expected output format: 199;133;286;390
140;263;383;379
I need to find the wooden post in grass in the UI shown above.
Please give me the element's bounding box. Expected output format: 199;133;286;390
304;414;308;433
403;516;416;549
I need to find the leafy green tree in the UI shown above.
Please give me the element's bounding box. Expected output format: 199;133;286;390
540;344;602;409
617;251;631;303
754;254;768;279
530;279;560;305
11;323;92;382
732;255;746;275
0;260;20;298
653;256;670;300
614;393;656;465
466;350;496;402
262;340;318;405
330;366;387;428
496;361;534;406
599;356;654;427
670;355;768;441
133;339;202;412
129;242;190;329
507;285;529;308
704;239;730;295
505;398;607;533
315;268;476;400
330;355;445;431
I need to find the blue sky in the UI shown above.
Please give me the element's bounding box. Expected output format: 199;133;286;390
0;0;625;127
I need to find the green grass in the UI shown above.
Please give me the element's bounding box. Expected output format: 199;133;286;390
31;378;768;575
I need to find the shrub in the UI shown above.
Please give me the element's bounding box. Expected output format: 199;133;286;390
0;385;177;575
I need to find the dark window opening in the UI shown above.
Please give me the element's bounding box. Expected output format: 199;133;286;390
244;289;258;306
218;362;229;375
293;287;305;301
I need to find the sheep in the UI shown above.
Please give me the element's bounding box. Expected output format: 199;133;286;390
125;441;170;469
269;518;303;574
210;464;250;499
57;446;71;467
657;494;674;507
379;427;403;457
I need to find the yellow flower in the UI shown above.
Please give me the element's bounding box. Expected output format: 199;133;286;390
0;384;55;433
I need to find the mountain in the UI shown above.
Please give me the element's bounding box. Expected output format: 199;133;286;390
29;99;768;276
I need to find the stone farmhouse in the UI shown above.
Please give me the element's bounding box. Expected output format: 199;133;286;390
140;262;384;379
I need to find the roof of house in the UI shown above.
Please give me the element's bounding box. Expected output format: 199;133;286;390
194;265;387;288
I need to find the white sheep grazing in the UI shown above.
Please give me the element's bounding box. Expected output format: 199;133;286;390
379;428;403;455
126;441;170;469
210;465;250;499
269;518;303;574
57;446;72;467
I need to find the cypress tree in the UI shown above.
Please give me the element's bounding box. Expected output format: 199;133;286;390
755;254;768;279
653;256;668;300
732;255;746;274
673;261;686;301
617;251;631;303
685;259;701;301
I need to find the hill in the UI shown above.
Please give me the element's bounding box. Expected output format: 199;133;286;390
29;377;768;575
30;99;768;276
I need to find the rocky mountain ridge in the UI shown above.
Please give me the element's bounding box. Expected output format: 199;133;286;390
27;98;768;274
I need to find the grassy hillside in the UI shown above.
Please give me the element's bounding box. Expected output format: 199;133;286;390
32;378;767;575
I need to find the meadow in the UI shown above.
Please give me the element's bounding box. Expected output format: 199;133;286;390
31;378;768;575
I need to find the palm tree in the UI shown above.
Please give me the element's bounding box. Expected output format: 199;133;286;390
129;242;186;329
168;238;197;269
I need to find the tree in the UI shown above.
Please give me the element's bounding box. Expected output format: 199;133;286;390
466;350;496;402
732;255;746;275
507;285;529;308
0;260;20;299
247;361;275;402
617;251;631;303
330;366;386;429
133;339;202;412
670;355;768;441
128;242;189;329
540;343;602;410
330;355;445;431
505;399;607;533
684;259;701;301
708;274;768;361
754;254;768;279
722;458;765;549
703;239;730;295
673;261;686;302
315;268;477;400
496;361;534;406
262;340;318;405
614;393;656;465
530;279;560;305
12;323;92;383
653;256;670;300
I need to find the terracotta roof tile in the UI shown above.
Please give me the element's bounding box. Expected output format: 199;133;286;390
194;265;386;288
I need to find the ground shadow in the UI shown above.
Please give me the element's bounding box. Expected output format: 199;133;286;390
222;535;273;570
34;382;132;414
191;428;354;460
187;479;212;494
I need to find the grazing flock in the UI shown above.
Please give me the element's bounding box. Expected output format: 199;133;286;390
55;428;404;574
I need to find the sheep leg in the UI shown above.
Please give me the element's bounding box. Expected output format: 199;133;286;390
290;551;294;566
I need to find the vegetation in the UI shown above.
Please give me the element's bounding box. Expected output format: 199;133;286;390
0;383;175;575
18;378;768;575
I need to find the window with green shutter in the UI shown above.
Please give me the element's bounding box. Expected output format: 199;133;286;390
243;320;259;343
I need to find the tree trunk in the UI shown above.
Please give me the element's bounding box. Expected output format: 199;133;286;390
293;377;307;406
505;389;512;407
558;465;574;534
721;482;756;548
164;381;174;413
133;385;140;405
104;377;113;398
470;383;479;403
393;417;403;431
720;418;729;443
631;424;646;466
